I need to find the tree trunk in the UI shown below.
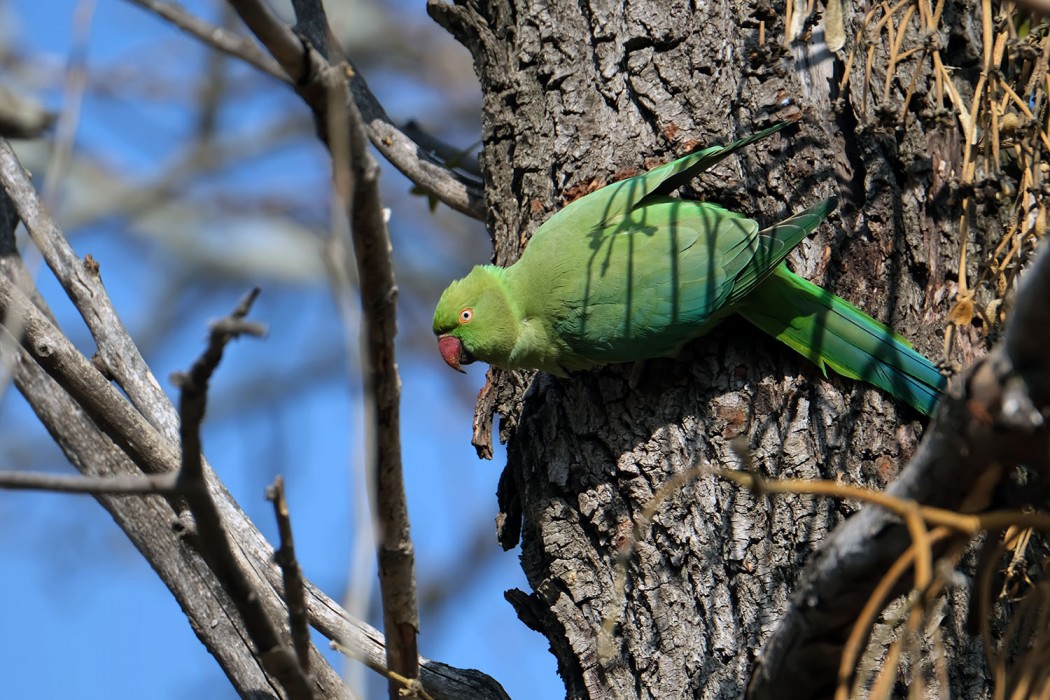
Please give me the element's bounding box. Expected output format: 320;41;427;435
431;0;996;696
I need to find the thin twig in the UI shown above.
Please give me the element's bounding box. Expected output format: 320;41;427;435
718;469;1050;534
42;0;97;208
315;40;421;699
273;1;423;694
125;0;287;81
331;642;436;700
267;476;313;676
0;469;178;494
320;59;375;700
223;0;485;219
834;528;953;700
170;289;315;700
172;288;264;485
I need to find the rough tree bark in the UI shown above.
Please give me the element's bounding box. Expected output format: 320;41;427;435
430;0;997;697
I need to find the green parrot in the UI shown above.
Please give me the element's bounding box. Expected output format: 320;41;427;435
433;122;946;415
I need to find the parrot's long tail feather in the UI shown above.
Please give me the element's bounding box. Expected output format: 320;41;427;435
738;267;946;415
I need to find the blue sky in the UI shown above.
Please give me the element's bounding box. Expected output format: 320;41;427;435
0;1;561;697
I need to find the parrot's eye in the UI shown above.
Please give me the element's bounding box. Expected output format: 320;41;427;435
459;308;473;324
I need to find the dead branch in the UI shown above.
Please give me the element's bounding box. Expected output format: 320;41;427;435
0;138;508;700
267;476;313;676
0;139;178;436
301;0;422;691
126;0;286;80
0;186;313;695
130;0;486;218
0;470;177;494
171;290;314;700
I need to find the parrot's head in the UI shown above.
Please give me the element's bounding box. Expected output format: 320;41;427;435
433;266;518;373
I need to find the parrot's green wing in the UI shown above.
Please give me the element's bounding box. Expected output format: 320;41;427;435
529;121;795;246
511;197;836;369
634;121;794;205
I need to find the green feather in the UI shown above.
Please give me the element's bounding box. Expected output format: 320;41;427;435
527;121;794;248
737;267;944;415
433;123;947;415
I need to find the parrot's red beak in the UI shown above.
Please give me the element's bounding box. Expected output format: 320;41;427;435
438;335;473;373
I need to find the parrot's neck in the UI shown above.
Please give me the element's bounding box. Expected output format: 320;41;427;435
501;264;573;374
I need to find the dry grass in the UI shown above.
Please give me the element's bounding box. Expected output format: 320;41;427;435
720;464;1050;699
794;0;1050;359
613;3;1050;696
837;5;1050;692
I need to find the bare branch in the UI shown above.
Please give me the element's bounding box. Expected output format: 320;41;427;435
42;0;97;208
171;288;265;484
316;31;421;697
0;202;298;695
224;0;485;219
125;0;287;81
0;249;315;694
0;188;53;408
2;137;504;700
402;120;481;178
0;274;180;479
0;470;177;494
0;138;179;439
171;290;314;700
129;0;486;216
749;239;1050;700
225;0;305;79
0;250;501;697
5;340;292;694
267;476;313;676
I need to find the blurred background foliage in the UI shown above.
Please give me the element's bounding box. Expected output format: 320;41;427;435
0;0;559;697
